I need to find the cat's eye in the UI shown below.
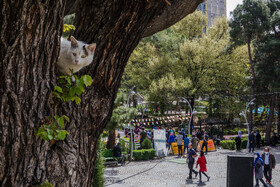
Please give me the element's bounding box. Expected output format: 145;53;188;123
72;53;76;56
81;55;86;58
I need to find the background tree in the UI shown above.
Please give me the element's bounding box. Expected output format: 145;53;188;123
124;12;249;119
106;92;137;149
254;0;280;144
229;0;270;130
0;0;203;186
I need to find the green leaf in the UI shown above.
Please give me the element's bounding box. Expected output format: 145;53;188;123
75;86;83;96
54;86;63;93
74;96;81;105
47;134;53;140
53;92;62;100
46;128;52;135
56;130;69;140
54;115;59;121
82;75;93;87
67;77;72;85
76;79;84;91
57;117;64;128
36;127;47;136
69;87;76;98
62;115;70;122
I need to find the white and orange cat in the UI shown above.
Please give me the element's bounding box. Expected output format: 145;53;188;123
57;36;96;75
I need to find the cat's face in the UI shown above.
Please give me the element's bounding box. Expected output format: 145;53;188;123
69;36;96;65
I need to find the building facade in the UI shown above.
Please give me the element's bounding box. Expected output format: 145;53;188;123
197;0;227;28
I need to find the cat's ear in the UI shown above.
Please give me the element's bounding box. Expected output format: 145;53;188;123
87;43;96;54
70;36;78;47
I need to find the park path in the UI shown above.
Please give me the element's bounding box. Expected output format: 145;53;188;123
104;146;280;187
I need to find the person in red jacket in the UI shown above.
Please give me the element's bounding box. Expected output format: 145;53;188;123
196;151;210;183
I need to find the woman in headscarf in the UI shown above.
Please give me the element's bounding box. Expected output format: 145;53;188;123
254;152;268;187
235;131;242;151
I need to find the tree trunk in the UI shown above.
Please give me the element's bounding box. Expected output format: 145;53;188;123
265;94;275;145
247;37;255;130
0;0;202;186
107;129;116;150
278;96;280;135
0;1;67;186
209;97;213;117
190;96;195;130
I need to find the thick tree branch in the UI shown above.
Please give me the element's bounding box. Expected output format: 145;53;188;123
143;0;204;37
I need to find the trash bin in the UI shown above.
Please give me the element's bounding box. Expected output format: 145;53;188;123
227;155;254;187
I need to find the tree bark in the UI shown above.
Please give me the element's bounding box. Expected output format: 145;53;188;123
190;96;195;130
208;97;213;117
278;96;280;135
0;0;201;186
265;94;275;145
107;129;116;150
0;1;67;186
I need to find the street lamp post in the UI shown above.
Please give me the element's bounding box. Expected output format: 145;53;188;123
179;97;197;135
127;86;135;160
239;98;256;148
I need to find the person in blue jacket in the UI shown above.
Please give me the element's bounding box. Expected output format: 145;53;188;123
168;133;175;151
254;152;268;187
184;135;190;154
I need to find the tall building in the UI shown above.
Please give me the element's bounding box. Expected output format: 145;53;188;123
197;0;227;28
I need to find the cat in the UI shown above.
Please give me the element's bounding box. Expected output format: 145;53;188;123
57;36;96;75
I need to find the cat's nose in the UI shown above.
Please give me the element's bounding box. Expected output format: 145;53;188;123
75;60;79;64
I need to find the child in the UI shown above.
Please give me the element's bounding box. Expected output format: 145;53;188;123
196;151;210;183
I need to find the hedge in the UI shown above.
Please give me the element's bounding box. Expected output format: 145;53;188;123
221;138;262;150
223;128;248;135
220;140;235;150
133;149;156;161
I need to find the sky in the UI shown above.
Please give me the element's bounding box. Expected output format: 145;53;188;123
226;0;243;18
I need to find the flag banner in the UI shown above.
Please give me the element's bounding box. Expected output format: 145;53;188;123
153;129;167;157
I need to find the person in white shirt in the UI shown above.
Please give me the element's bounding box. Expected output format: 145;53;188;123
261;147;276;185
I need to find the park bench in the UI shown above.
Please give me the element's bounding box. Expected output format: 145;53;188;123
102;149;123;166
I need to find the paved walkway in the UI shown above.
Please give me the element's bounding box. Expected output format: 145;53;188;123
104;146;280;187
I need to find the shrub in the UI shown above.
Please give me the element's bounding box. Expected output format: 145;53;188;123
141;138;152;149
133;149;156;161
133;150;143;161
147;149;156;159
220;140;235;150
102;149;114;157
142;150;150;160
93;137;105;187
241;138;248;149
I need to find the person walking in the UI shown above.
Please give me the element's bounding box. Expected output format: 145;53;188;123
184;135;190;154
256;131;261;148
176;132;184;157
196;151;210;183
191;135;200;151
187;143;198;180
261;147;276;185
201;132;209;154
254;152;268;187
235;131;242;151
249;131;255;153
